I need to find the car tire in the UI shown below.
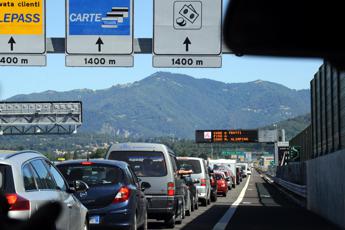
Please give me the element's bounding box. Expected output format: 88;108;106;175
201;198;207;206
210;193;216;202
223;192;227;197
138;211;148;230
165;215;176;228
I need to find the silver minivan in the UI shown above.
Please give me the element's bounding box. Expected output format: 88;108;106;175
105;143;185;228
176;157;211;206
0;151;89;230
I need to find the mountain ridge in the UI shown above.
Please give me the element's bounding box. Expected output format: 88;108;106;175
7;72;311;138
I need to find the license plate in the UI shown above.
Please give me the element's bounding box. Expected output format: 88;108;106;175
89;216;100;224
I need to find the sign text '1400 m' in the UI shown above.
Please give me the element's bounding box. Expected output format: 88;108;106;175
172;58;203;66
84;57;116;65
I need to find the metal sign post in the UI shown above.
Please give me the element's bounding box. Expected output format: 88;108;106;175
153;0;222;68
66;0;134;67
0;0;46;66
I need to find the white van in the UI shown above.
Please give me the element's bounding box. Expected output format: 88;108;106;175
105;143;185;228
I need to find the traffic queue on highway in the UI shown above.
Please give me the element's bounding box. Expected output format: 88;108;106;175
0;143;251;230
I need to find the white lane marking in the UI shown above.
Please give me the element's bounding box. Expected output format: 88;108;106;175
213;175;251;230
242;202;251;205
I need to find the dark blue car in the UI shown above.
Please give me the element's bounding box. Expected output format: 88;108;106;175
57;159;149;230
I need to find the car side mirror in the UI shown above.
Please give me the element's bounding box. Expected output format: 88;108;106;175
73;180;89;193
141;182;151;191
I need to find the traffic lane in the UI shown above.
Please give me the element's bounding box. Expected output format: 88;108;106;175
147;177;249;230
226;170;341;230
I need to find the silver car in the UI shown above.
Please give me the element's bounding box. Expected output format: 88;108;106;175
176;157;211;206
0;150;89;230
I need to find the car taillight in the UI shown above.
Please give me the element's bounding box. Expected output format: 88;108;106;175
5;194;30;211
81;161;93;166
167;182;175;196
201;179;206;186
113;187;131;203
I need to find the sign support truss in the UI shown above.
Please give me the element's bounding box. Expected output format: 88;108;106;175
0;102;82;136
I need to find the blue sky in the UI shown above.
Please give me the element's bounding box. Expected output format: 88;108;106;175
0;0;322;100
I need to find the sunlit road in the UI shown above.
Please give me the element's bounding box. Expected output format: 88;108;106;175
148;177;248;230
147;170;341;230
226;170;341;230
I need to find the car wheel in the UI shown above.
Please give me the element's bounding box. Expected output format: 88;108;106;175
207;196;211;205
138;211;147;230
201;198;207;206
223;192;227;197
165;215;175;228
211;193;217;202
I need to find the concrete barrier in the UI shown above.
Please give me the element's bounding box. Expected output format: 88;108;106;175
306;149;345;228
276;162;306;185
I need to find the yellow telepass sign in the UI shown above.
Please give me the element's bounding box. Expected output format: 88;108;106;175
0;0;44;35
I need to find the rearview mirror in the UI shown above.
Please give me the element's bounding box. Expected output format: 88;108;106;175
224;0;345;69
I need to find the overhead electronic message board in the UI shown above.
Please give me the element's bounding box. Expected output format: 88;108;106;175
0;0;46;66
195;130;259;143
153;0;222;68
66;0;133;67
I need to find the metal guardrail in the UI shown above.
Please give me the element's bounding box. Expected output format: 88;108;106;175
273;177;307;198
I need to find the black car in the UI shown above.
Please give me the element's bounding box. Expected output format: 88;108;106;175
57;159;149;230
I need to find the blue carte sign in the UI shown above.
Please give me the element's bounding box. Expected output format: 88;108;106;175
68;0;131;36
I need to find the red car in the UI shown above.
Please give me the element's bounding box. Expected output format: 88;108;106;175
215;172;228;197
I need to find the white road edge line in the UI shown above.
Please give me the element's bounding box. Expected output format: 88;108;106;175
212;175;251;230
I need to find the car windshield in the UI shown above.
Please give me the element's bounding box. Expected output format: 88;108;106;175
108;151;167;177
57;164;124;187
177;159;202;174
215;174;223;180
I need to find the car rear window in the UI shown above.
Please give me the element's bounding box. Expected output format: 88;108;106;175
177;159;202;174
108;151;167;177
57;164;124;187
0;164;15;193
215;174;223;180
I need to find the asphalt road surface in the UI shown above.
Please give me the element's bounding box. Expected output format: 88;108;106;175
147;170;341;230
